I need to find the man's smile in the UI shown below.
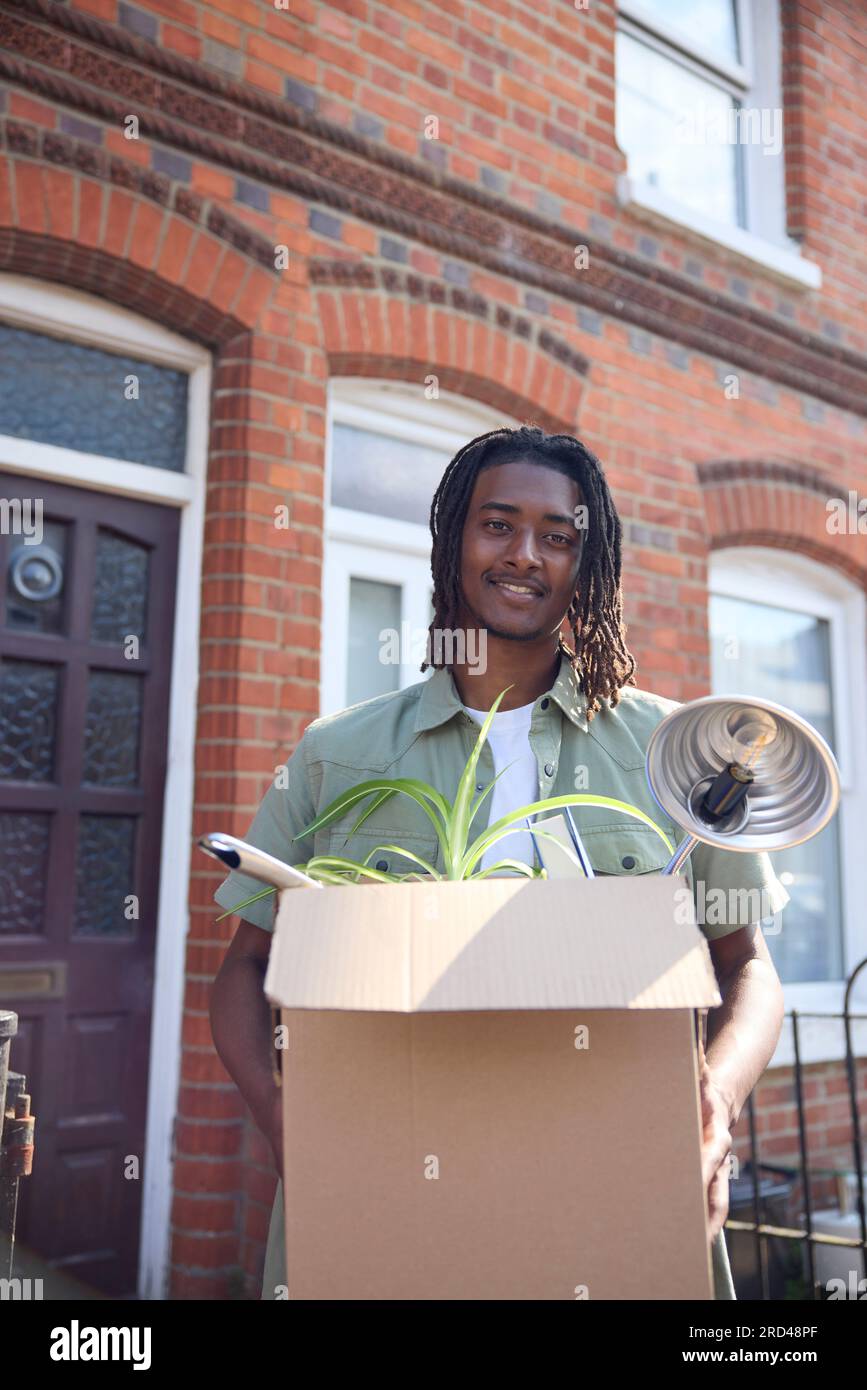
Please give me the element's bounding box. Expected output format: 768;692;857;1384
486;577;545;601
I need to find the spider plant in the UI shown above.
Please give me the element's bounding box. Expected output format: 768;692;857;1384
216;684;674;920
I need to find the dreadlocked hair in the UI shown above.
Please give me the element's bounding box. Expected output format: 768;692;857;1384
421;424;637;723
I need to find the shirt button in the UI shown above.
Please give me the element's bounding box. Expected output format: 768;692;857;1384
544;763;554;777
622;855;636;870
476;782;484;792
375;859;389;871
541;698;549;709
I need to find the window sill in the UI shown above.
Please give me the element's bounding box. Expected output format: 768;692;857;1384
617;175;822;290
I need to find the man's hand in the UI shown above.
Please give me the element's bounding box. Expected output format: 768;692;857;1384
261;1084;284;1178
698;1043;734;1245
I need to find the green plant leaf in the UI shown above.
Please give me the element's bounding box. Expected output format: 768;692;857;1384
467;757;520;825
302;854;403;884
449;685;515;867
472;857;544;879
293;777;451;851
215;885;278;922
459;794;674;877
358;843;440;880
342;787;400;843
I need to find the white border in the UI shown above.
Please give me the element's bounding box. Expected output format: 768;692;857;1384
0;275;210;1299
710;546;867;1067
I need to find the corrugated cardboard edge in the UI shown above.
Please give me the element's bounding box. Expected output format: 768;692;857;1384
265;876;722;1013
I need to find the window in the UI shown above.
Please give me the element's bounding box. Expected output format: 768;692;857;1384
709;549;867;1020
0;322;188;471
617;1;746;229
615;1;819;286
322;381;516;716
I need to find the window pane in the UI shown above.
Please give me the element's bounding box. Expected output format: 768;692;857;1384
0;811;50;931
91;530;149;644
616;31;742;227
347;578;402;707
83;671;143;786
0;323;188;471
710;593;843;984
0;659;59;781
74;815;137;938
642;0;739;61
331;424;448;526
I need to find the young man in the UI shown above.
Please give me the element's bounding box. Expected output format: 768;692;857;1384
210;425;788;1300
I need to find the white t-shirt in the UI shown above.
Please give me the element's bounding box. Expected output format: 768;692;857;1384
460;698;539;874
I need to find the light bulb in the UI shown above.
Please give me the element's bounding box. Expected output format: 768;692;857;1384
729;712;778;773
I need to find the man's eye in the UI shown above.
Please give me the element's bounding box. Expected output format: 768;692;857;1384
485;521;572;545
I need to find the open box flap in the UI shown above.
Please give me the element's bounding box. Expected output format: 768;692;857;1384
264;876;722;1013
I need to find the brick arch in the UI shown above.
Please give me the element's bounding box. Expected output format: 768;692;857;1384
316;287;587;433
698;458;867;592
0;151;279;344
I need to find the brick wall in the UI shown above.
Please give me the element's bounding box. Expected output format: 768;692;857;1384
733;1056;867;1233
1;0;865;1297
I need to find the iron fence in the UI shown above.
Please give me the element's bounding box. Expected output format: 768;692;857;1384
724;957;867;1300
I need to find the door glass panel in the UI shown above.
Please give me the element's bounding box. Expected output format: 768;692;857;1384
73;815;137;938
83;672;142;786
347;578;402;706
0;811;50;932
710;593;843;983
0;659;59;781
331;424;449;525
5;520;69;634
91;530;149;644
0;322;188;471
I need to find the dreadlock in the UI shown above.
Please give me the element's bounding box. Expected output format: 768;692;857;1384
420;424;637;722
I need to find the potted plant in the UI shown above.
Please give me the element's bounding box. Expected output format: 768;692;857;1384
217;684;673;921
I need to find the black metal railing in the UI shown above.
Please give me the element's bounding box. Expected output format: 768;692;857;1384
724;957;867;1300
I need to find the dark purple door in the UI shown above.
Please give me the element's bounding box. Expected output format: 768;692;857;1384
0;475;179;1295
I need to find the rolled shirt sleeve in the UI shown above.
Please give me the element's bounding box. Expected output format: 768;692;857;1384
212;734;319;933
687;840;791;942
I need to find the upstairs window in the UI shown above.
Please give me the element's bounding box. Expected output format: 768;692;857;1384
616;0;793;252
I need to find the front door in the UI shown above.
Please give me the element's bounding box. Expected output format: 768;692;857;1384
0;475;179;1296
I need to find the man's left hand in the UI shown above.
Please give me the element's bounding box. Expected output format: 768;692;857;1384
698;1047;734;1245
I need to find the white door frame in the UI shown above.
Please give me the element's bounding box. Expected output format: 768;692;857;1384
0;275;210;1299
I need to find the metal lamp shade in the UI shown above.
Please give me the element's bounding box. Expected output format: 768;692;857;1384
645;694;841;855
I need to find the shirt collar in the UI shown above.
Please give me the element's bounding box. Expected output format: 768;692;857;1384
413;649;589;734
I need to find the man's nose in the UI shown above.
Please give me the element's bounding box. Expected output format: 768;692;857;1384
503;529;543;567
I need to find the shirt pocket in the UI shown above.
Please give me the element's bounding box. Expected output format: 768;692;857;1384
578;824;686;883
325;826;442;879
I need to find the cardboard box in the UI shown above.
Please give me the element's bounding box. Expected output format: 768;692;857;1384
264;869;722;1300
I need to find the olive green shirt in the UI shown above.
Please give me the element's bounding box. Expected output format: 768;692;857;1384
213;651;790;1300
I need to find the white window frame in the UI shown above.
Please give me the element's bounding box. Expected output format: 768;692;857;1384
710;546;867;1067
616;0;822;289
323;379;517;715
0;274;210;1299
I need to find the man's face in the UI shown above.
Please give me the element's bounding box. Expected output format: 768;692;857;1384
455;460;585;643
